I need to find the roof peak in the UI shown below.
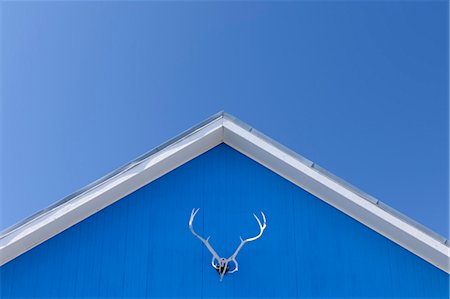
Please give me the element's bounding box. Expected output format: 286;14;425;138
1;111;448;273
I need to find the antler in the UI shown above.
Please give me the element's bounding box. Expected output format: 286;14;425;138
189;209;267;281
228;212;266;273
189;208;221;268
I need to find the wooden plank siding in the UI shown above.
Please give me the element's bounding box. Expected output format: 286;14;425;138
1;144;448;298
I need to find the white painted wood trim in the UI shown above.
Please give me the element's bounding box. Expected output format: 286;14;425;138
222;119;450;273
0;118;223;266
1;113;448;275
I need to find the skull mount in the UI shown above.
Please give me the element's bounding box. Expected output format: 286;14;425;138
189;208;267;281
215;258;230;275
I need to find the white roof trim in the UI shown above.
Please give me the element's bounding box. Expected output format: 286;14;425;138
1;112;449;273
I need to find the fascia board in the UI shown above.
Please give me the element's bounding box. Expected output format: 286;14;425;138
222;118;450;274
0;118;223;266
1;112;448;275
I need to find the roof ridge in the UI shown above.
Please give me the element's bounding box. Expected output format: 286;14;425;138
2;111;448;245
1;111;448;273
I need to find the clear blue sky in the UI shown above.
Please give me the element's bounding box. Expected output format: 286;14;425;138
1;1;448;238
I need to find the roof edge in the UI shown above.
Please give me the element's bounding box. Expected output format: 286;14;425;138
0;111;225;239
222;113;448;246
1;111;448;273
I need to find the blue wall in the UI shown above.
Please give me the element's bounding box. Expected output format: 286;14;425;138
1;144;448;298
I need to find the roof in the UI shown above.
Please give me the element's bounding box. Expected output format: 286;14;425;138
1;111;449;273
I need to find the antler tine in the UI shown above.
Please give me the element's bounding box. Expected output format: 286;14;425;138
188;208;221;262
228;259;239;274
189;208;206;241
261;211;267;227
189;208;200;226
229;211;267;261
253;211;266;230
246;211;266;242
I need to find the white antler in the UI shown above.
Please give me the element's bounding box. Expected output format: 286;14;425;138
227;212;266;273
189;209;267;281
189;208;221;268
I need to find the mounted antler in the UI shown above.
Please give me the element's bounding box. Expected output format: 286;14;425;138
227;212;266;274
189;208;222;270
189;208;267;281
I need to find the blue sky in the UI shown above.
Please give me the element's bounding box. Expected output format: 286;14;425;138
1;1;448;238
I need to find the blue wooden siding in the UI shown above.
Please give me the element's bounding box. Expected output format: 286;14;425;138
1;144;448;298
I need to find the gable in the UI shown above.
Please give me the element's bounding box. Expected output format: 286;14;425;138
1;144;448;298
